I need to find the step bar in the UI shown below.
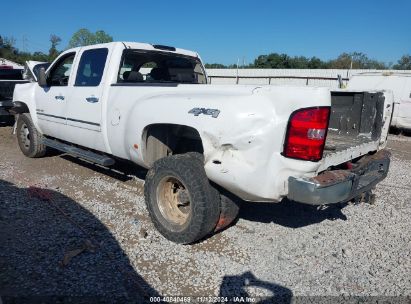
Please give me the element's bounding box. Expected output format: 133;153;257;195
42;138;115;166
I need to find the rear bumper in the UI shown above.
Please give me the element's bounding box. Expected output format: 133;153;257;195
287;149;390;205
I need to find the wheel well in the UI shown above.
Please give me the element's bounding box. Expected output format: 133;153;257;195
10;101;29;114
143;124;204;166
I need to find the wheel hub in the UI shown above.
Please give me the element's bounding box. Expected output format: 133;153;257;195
157;176;191;226
19;123;31;149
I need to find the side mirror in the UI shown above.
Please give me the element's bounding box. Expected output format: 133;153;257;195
38;67;47;87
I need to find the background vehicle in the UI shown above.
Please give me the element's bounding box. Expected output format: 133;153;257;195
11;42;392;244
0;66;27;124
348;72;411;131
0;61;49;124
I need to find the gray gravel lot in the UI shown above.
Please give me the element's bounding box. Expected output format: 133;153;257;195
0;125;410;302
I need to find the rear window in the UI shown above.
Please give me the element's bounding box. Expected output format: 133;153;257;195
117;50;206;84
75;48;108;86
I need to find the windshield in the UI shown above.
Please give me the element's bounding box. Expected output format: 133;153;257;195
117;50;207;84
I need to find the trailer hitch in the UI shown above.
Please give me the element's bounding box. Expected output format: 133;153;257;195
351;189;376;205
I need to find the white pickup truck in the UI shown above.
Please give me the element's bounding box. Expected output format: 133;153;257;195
12;42;392;244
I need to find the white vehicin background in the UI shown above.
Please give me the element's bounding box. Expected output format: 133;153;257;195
348;72;411;130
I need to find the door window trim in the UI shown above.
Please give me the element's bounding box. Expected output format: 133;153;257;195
74;48;109;87
46;52;76;87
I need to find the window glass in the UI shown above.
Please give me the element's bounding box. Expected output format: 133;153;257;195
75;48;108;86
48;53;75;86
33;63;51;80
117;50;207;84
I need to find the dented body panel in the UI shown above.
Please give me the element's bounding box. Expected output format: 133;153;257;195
13;42;392;203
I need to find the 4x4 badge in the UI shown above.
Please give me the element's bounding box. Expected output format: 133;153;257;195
188;108;220;118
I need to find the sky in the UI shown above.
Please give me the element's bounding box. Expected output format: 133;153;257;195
1;0;410;65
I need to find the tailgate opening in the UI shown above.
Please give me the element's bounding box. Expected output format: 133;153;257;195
324;91;385;156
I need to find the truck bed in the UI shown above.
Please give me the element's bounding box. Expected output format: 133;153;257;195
319;90;387;169
324;132;374;155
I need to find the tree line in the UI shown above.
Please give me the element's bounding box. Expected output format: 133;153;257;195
205;52;411;70
0;29;113;65
1;29;410;70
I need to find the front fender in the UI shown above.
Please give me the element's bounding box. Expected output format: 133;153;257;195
9;101;30;114
12;82;40;129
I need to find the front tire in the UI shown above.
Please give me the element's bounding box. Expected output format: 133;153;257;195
144;154;220;244
16;113;47;158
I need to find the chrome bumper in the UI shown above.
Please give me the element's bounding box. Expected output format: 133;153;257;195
287;150;391;205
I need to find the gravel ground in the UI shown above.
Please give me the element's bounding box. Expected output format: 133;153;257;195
0;125;410;303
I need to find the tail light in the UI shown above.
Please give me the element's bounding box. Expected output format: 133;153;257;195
0;65;13;70
283;107;330;161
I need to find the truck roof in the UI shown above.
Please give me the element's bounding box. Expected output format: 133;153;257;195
72;41;199;58
123;42;199;58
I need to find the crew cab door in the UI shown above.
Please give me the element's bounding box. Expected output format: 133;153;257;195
64;47;109;151
34;52;76;138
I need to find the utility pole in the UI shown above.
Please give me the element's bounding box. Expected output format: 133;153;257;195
236;57;240;84
22;35;28;53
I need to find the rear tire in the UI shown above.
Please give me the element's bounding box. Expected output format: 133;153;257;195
214;191;240;232
144;154;220;244
185;152;240;232
16;113;47;158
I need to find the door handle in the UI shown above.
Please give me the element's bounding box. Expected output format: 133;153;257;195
86;97;99;103
55;95;65;101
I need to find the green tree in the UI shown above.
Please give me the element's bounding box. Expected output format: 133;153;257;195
308;57;328;69
32;51;49;62
0;33;63;64
328;52;387;69
205;63;227;68
253;53;290;68
392;55;411;70
94;30;113;44
288;56;309;69
68;29;93;48
48;34;61;61
68;28;113;48
252;53;327;69
0;36;18;62
2;36;16;49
